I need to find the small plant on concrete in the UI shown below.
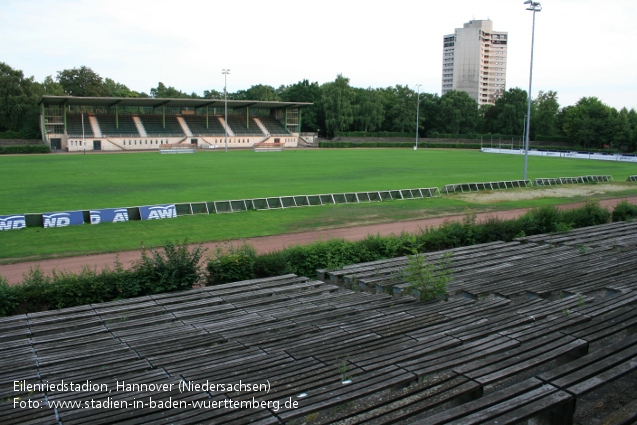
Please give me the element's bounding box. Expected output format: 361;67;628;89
336;356;352;382
403;250;453;301
577;293;586;307
305;412;318;422
578;244;589;255
348;277;359;291
555;222;573;233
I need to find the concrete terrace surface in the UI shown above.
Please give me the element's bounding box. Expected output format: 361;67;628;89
1;221;637;424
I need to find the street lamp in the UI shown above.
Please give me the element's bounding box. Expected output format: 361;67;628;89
523;0;541;180
222;69;230;152
415;84;422;150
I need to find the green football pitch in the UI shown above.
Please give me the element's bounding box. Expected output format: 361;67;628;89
1;149;636;261
2;149;635;213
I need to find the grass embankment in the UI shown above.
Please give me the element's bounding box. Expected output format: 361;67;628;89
1;149;636;261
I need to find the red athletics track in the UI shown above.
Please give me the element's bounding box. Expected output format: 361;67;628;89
1;196;636;285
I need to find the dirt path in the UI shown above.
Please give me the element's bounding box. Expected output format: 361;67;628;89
2;196;635;285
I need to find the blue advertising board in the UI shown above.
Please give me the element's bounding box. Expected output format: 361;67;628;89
90;208;130;224
139;204;177;220
42;211;85;228
0;214;26;231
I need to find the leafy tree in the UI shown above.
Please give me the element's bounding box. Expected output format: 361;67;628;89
533;90;560;137
486;87;527;136
439;90;479;134
477;104;494;133
628;109;637;151
228;89;245;100
280;79;322;133
384;85;418;133
41;75;65;96
56;66;109;97
0;62;43;137
203;89;223;99
103;78;139;98
354;87;384;132
421;92;443;136
149;82;193;98
563;97;613;148
243;84;279;101
322;74;356;137
0;62;32;132
612;107;633;150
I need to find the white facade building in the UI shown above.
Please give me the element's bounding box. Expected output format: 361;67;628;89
442;20;508;106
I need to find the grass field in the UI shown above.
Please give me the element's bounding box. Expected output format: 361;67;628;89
1;148;636;262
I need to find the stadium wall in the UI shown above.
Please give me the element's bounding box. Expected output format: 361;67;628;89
56;133;298;152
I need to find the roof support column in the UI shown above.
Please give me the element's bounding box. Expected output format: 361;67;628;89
40;102;46;142
115;105;119;129
162;105;166;129
246;107;250;129
206;106;209;129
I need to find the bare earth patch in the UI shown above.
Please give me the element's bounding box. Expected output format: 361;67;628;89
456;183;630;203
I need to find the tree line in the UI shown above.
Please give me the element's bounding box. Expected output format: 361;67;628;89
1;62;636;150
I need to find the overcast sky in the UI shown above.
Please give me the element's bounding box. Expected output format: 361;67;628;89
2;0;636;110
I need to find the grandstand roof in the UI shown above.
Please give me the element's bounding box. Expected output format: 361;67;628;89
38;95;312;109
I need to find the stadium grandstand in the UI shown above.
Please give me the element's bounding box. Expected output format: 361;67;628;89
37;96;312;152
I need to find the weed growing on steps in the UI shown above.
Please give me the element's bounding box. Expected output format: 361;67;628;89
336;356;353;382
402;250;453;301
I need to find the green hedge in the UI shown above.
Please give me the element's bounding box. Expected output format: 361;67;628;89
0;145;50;154
320;141;482;149
336;132;569;144
0;131;24;139
426;132;569;144
337;131;414;138
611;200;637;222
0;241;204;316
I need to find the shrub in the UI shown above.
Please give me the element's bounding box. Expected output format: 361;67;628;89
562;198;610;228
611;200;637;222
1;241;204;317
403;251;453;301
207;243;257;285
527;205;562;234
0;145;50;154
134;241;205;293
254;249;288;279
0;276;19;316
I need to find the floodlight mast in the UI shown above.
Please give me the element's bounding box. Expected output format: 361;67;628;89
82;113;85;154
415;84;422;150
222;69;230;153
523;1;541;181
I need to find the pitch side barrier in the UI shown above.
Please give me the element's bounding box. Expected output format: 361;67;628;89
0;188;440;230
481;147;637;163
160;148;196;154
1;205;176;230
440;180;531;194
534;175;614;186
203;188;440;214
